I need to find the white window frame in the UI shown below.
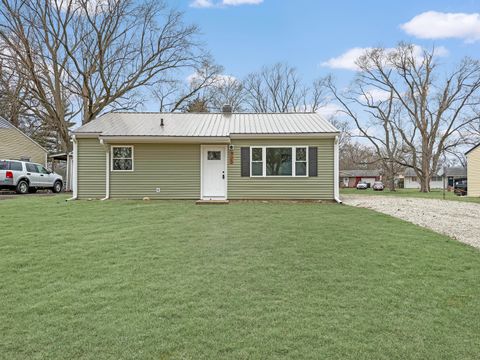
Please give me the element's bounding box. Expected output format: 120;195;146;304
250;146;309;178
111;145;134;172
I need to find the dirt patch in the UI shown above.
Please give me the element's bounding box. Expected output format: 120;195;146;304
342;195;480;249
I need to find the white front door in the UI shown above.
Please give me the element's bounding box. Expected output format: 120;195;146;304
202;146;227;199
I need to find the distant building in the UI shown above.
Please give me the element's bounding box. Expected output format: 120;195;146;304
0;117;47;165
339;169;382;188
403;167;466;190
466;143;480;197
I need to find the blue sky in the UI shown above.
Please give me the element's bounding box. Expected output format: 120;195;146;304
171;0;480;103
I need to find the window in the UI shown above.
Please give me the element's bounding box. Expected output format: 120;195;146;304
251;147;263;176
112;146;133;171
208;151;221;160
26;163;40;173
295;147;307;176
10;161;23;171
0;161;8;170
251;146;308;177
38;165;49;174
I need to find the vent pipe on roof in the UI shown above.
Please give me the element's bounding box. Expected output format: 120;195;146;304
160;118;164;127
222;104;232;114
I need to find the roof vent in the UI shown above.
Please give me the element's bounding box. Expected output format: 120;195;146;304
222;104;232;114
160;118;164;127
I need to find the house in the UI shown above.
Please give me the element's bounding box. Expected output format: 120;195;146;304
403;167;466;190
71;111;340;201
0;117;47;165
339;169;382;188
466;143;480;197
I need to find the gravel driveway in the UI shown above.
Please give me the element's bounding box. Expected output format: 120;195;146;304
342;195;480;249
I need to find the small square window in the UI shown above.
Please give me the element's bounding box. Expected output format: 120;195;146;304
208;151;221;160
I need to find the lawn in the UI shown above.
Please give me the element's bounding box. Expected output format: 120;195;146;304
1;196;479;359
341;187;480;203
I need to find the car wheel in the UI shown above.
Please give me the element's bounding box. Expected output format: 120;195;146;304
16;180;29;194
52;180;63;193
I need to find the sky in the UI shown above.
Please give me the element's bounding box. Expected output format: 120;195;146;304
158;0;480;114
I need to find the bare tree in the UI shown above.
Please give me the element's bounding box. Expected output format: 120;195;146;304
326;75;403;191
153;59;222;112
243;63;326;113
0;0;79;151
208;76;245;112
0;0;202;151
355;44;480;192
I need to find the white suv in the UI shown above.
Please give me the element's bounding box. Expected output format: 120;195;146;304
0;159;63;194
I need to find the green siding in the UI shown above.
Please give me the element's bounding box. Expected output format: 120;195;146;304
228;138;335;200
110;143;200;199
77;138;106;199
76;138;335;200
0;128;46;165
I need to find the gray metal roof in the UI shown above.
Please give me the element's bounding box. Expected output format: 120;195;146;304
73;112;339;137
340;169;381;177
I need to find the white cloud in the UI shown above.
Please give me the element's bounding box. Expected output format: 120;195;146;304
222;0;263;5
316;103;342;118
401;11;480;42
321;45;448;71
321;47;369;71
190;0;214;8
360;88;391;103
190;0;263;8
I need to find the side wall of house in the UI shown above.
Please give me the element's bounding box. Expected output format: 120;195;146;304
0;128;46;165
468;147;480;197
109;143;201;199
77;138;106;199
228;138;335;200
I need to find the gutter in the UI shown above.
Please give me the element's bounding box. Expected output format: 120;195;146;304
100;138;110;201
333;135;342;204
66;135;78;201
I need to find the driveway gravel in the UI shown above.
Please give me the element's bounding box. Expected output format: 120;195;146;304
342;195;480;249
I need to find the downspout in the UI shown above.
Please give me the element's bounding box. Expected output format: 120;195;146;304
100;138;110;201
334;135;342;204
66;135;78;201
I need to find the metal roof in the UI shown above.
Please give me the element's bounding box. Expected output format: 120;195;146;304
73;112;339;137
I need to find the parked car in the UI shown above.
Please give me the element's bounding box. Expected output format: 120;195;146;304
372;181;385;191
453;178;467;196
0;159;63;194
356;181;368;190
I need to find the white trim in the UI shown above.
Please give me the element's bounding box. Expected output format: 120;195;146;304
102;150;110;200
200;145;228;200
110;145;134;172
230;133;339;139
334;136;342;204
249;146;308;178
70;135;78;200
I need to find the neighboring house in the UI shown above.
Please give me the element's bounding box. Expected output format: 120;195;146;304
71;111;340;201
403;167;466;190
440;167;467;189
0;117;47;165
339;169;382;188
466;143;480;197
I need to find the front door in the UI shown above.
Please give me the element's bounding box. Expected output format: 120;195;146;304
202;146;226;199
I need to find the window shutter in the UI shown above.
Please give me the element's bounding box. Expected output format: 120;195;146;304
241;147;250;177
308;147;318;177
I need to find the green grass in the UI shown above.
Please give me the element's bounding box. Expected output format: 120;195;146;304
341;187;480;203
1;196;479;359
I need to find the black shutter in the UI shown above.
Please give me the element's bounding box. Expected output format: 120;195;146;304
308;147;318;177
241;147;250;177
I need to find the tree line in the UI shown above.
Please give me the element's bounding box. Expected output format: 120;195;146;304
0;1;479;192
